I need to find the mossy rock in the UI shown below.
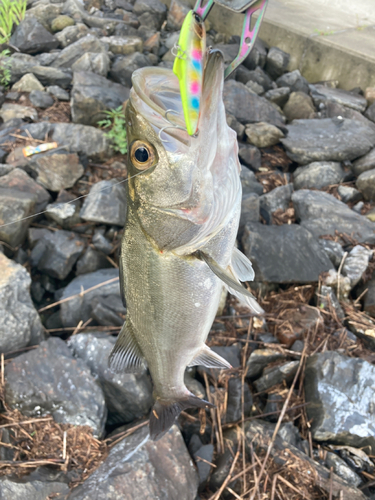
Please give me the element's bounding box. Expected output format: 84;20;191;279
51;15;75;33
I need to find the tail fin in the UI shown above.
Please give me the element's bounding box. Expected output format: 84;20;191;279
150;394;214;441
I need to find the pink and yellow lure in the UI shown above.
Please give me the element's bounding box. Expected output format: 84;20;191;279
173;10;206;136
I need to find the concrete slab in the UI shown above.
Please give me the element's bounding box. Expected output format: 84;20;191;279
173;0;375;90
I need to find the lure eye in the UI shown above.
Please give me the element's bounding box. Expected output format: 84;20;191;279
130;140;157;171
194;13;202;23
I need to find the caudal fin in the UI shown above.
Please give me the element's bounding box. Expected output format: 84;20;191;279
149;394;214;441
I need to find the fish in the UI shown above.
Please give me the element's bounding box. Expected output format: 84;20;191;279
109;48;264;441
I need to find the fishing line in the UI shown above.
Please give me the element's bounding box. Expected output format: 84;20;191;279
0;166;154;230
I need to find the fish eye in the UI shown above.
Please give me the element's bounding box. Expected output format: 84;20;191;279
130;140;157;171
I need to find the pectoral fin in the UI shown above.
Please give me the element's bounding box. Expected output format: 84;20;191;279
188;345;232;369
108;320;146;373
230;247;255;282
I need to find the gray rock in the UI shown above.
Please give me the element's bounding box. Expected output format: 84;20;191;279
29;90;54;109
210;449;237;491
311;84;368;113
292;189;375;243
276;69;309;94
55;23;89;48
240;192;260;231
68;425;198;500
244;66;273;92
52;34;107;69
45;193;81;229
51;14;75;32
264;86;290;107
10;17;59;54
240;168;264;197
281;118;375;165
167;0;190;30
223;80;285;127
247;82;266;96
283;91;315;121
194;444;214;488
243;38;267;71
259;183;293;222
71;71;129;126
246;348;286;379
0;253;44;354
28;66;73;89
76;246;111;275
0;164;14;176
133;0;167;30
321;101;375;132
293;161;345;190
337;185;362;203
352;147;375;176
92;229;113;255
11;73;44;92
47;85;70;101
0;475;69;500
318;240;345;268
225;377;252;423
245;122;284;148
100;35;143;55
242;222;333;283
238;144;261;170
68;334;152;426
265;47;290;79
365;101;375;122
342;245;373;287
356;168;375;201
226;113;245;139
5;337;106;437
110;52;150;88
0;189;35;247
30;152;84;192
318;286;345;320
305;351;375;453
0;103;38;122
254;361;299;392
60;268;120;327
80;179;127;226
71;52;110;77
325;452;362;488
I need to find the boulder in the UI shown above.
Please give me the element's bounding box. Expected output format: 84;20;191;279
110;52;150;88
283;91;315;121
76;246;111;275
29;152;84;192
9;17;59;54
265;47;290;79
352;147;375;176
0;103;38;122
0;166;51;208
311;84;368;113
342;245;373;287
356;168;375;201
365;102;375;122
245;122;284;148
293;161;345;190
80;179;127;226
133;0;167;30
11;73;44;92
52;34;107;68
276;70;309;94
46;85;70;101
259;183;293;222
264;87;290;107
238;144;261;170
51;15;75;32
254;361;299;392
240;167;264;196
29;90;54;109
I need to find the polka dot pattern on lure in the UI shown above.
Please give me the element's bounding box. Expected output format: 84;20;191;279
173;10;206;136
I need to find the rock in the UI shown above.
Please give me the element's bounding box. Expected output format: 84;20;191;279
92;229;113;255
243;38;267;71
51;15;75;32
318;286;345;321
80;179;127;225
71;71;129;126
245;122;284;148
110;52;150;87
225;378;252;424
342;245;372;287
5;338;106;436
311;84;368;113
76;246;111;275
0;189;34;247
318;240;345;268
352;148;375;176
68;334;152;426
194;444;214;488
246;349;286;379
265;47;290;79
264;86;290;107
278;305;323;347
242;222;333;283
133;0;167;30
0;164;14;176
365;102;375;122
68;425;198;500
47;85;70;101
356;168;375;201
71;52;110;77
0;166;50;212
320;101;375;132
282;118;375;165
0;474;70;500
55;23;89;48
238;144;261;169
283;91;315;121
0;103;38;122
292;189;375;243
366;87;375;105
144;32;160;55
60;268;120;327
28;66;73;89
246;80;265;95
305;351;375;453
46;201;81;229
226;113;245;140
30;229;86;280
29;152;84;192
293;161;345;190
254;361;299;392
239;192;260;231
52;34;106;69
223;80;285;127
10;17;59;54
91;294;126;326
244;66;273;92
11;73;44;92
29;90;54;109
0;253;44;353
259;183;293;222
210;449;238;492
325;452;362;488
167;0;190;30
337;185;362;203
276;69;309;94
100;35;143;55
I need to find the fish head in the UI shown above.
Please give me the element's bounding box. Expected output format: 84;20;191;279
126;49;241;252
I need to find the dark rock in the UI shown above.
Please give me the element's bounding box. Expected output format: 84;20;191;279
10;17;59;54
246;348;286;379
352;147;375;176
293;161;345;190
68;334;152;426
29;90;54;109
291;340;304;352
194;444;214;488
55;23;90;48
244;66;273;92
364;278;375;318
5;338;106;436
225;377;252;423
210;449;237;492
30;229;86;280
265;47;290;79
365;102;375;122
0;474;70;500
76;246;111;275
254;361;299;392
242;222;333;283
0;164;12;176
71;71;129;126
92;229;113;255
264;393;283;421
68;425;198;500
238;144;261;170
213;43;239;66
133;0;167;30
264;86;290;107
356;168;375;201
283;91;315;121
226;113;245;139
318;240;344;268
243;38;267;70
276;69;309;94
292;189;375;243
72;51;111;77
47;85;70;101
60;268;120;327
337;185;362;203
240;167;264;196
245;122;284;148
0;253;44;354
0;189;37;247
325;452;362;488
239;192;260;231
305;351;375;453
0;92;4;107
52;34;107;69
223;80;285;127
321;101;375;132
34;52;59;66
28;66;73;89
91;294;126;326
30;152;84;192
318;286;345;320
311;84;368;113
110;52;150;87
259;183;293;221
80;179;127;226
0;148;6;162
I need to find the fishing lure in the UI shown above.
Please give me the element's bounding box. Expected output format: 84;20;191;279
173;10;206;136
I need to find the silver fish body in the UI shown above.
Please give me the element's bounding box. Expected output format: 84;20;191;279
109;50;263;439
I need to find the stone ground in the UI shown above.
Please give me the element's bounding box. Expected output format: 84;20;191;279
1;0;375;498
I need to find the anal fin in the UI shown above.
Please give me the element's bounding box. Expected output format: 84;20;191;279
188;345;232;369
108;320;146;373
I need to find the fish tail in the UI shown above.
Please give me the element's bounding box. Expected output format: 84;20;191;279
150;394;214;441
